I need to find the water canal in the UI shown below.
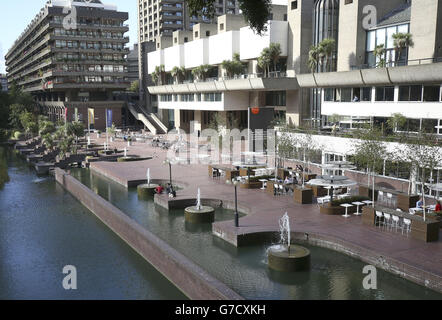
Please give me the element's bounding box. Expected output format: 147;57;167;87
1;146;441;299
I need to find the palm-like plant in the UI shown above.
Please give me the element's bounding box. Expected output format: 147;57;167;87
392;33;414;64
171;66;186;84
258;47;272;77
268;43;282;72
192;65;212;81
308;45;320;73
318;38;336;72
221;53;244;78
151;65;165;85
373;44;386;68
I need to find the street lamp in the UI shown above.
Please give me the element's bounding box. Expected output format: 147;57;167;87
163;159;172;185
226;178;239;227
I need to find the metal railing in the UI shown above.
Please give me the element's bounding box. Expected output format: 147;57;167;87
350;57;442;70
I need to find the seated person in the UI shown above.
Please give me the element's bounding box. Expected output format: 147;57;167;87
416;198;424;208
435;201;441;212
165;183;172;194
155;185;164;194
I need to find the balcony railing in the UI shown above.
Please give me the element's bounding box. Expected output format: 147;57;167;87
350;57;442;70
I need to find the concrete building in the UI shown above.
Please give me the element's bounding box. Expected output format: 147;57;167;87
128;44;140;84
5;0;130;130
0;74;7;92
145;0;442;137
147;8;292;133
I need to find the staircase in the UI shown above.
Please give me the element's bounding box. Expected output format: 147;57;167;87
127;103;167;135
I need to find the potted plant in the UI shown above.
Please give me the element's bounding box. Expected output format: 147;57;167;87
96;130;101;139
127;137;132;147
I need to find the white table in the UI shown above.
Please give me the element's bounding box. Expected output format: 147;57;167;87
362;200;374;206
259;179;268;190
340;204;354;218
352;202;365;216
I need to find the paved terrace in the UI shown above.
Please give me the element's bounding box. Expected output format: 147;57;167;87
87;137;442;293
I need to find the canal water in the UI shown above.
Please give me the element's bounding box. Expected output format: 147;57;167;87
0;146;186;299
71;166;442;300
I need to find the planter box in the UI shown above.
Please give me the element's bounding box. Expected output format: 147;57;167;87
358;185;378;201
239;168;253;177
294;187;313;204
277;169;290;179
240;181;262;189
303;173;317;182
309;185;328;197
397;194;419;211
266;181;276;195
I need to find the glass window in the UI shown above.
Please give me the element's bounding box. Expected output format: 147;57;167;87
352;88;361;101
324;88;335;102
362;87;372;101
340;88;352;102
386;27;397;49
376;28;386;46
423;86;440;102
375;86;394;101
367;31;375;51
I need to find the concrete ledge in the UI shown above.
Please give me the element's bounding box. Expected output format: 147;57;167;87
55;168;243;300
211;227;442;294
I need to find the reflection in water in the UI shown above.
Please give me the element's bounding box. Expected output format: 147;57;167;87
72;168;442;300
0;147;10;189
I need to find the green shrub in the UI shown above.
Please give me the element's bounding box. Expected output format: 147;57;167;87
14;131;24;140
330;195;370;207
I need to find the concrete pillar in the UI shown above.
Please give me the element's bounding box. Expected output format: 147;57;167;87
174;109;181;130
193;110;202;134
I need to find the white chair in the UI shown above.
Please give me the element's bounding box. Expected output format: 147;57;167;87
387;193;393;207
402;218;412;236
274;184;280;196
408;208;416;215
279;184;285;195
392;215;400;233
378;191;384;203
383;213;392;231
375;211;384;228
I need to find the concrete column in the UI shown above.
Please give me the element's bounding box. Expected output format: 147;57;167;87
193;110;202;134
174;109;181;130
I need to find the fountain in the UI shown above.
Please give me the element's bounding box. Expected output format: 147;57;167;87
137;168;159;199
184;188;215;223
267;213;311;272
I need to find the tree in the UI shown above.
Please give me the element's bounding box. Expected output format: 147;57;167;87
352;127;390;206
400;131;442;220
386;113;407;133
268;43;282;72
129;80;139;93
171;66;186;84
187;0;271;35
308;45;320;73
192;65;212;81
318;39;336;72
151;65;165;85
19;111;38;137
221;53;244;78
42;133;56;152
373;44;386;67
258;47;272;77
392;33;414;64
66;121;85;153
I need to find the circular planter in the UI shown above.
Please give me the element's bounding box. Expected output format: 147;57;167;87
137;184;159;199
184;206;215;223
268;245;311;272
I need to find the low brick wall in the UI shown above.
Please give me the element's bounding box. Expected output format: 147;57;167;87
55;168;242;300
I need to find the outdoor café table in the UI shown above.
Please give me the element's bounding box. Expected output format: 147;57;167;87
363;200;373;206
340;203;354;218
352;201;365;216
259;179;268;190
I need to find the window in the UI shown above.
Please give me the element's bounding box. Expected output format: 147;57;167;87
220;23;224;31
399;85;422;101
340;88;352;102
291;1;298;10
265;91;286;106
195;31;199;38
375;86;394;101
324;88;335;102
362;87;372;101
423;86;440;102
206;31;210;37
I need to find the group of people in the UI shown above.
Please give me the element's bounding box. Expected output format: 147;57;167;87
155;183;176;198
416;197;441;212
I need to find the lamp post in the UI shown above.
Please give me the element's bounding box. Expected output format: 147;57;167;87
164;159;172;185
227;179;239;227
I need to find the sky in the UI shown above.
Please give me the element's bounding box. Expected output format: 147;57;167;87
0;0;287;74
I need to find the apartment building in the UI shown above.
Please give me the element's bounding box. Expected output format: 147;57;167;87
0;74;7;92
147;6;291;133
137;0;241;122
145;0;442;136
128;44;140;84
5;0;130;130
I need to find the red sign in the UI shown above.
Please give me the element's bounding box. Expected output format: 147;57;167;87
251;107;260;115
